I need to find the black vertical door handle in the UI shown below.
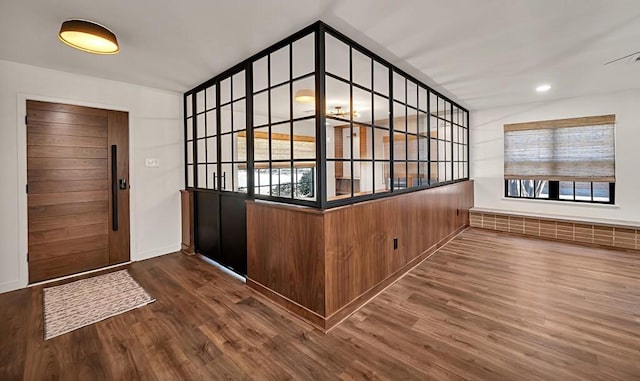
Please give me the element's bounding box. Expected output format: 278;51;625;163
111;145;118;231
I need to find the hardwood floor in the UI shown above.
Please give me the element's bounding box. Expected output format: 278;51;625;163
2;228;640;380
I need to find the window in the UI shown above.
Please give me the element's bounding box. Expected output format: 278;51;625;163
504;115;615;204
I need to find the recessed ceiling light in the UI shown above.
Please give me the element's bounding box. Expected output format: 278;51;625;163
58;19;119;54
536;84;551;93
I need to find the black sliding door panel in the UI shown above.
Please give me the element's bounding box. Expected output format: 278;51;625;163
195;191;220;261
220;194;248;275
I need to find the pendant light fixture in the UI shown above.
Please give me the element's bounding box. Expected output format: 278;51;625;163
58;19;120;54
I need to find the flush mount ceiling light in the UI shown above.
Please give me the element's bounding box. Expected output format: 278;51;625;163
294;89;315;103
536;84;551;93
58;19;119;54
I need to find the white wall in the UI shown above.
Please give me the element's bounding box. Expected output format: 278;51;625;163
0;59;183;293
471;89;640;224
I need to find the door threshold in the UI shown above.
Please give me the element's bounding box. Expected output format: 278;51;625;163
196;254;246;283
28;262;132;288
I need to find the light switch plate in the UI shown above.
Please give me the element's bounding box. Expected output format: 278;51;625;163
145;158;160;168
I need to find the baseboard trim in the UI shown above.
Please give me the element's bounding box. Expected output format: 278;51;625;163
134;244;182;261
247;224;469;332
0;280;23;295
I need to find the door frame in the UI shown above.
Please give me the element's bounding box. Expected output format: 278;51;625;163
16;93;137;289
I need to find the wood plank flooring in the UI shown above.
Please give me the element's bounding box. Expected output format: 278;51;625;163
1;228;640;380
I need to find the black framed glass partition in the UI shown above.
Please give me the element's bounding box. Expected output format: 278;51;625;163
184;21;469;209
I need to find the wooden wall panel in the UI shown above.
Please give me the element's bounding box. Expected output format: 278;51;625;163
324;181;474;317
247;203;326;316
247;181;474;329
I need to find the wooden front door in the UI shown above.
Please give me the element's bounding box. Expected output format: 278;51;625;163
26;100;130;283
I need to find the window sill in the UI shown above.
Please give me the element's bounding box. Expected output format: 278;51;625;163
500;197;619;209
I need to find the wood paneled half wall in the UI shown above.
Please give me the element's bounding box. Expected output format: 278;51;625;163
246;180;474;330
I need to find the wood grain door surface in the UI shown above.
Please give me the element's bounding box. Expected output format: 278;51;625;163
26;100;130;283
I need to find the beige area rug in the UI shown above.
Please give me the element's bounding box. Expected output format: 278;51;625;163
43;269;155;340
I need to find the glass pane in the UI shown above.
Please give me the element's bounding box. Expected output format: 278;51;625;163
407;80;417;108
271;123;291;161
393;162;407;190
221;163;232;191
253;56;268;92
186;141;193;165
272;166;292;198
521;180;535;197
220;133;232;162
271;46;290;86
328;161;352;200
293;33;315;78
575;181;591;201
356;161;373;195
232;71;245;100
417;135;428;162
233;132;246;162
206;110;216;137
293;119;316;160
326;120;351;159
430;162;438;184
271;84;290;124
206;85;216;110
393;132;406;160
220;104;232;134
373;95;389;128
393;72;405;103
254;127;269;161
418;87;428;112
232;100;246;131
393;102;406;131
292;77;315;119
373;61;389;95
373;127;389;161
438;162;446;183
559;181;574;200
507;180;521;197
407;135;418;160
374;161;390;193
537;180;549;198
254;167;271;195
326;76;351;121
352;49;371;89
207;164;216;189
407;107;418;135
253;91;269;126
206;137;217;163
196;114;205;138
185;94;192;118
430;139;438;162
196;91;205;114
355;125;373;160
325;34;350;80
186;117;193;140
293;166;316;200
352;87;372;125
220;78;231;105
186;165;193;187
417;162;428;186
430;93;439;116
197;164;206;188
407;162;419;188
418;112;428;136
234;164;248;193
593;182;610;202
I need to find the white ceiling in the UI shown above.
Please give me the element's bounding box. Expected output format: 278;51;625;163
1;0;639;110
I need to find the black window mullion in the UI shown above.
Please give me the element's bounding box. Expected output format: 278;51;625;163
349;47;355;197
289;42;294;199
316;26;326;208
388;69;394;192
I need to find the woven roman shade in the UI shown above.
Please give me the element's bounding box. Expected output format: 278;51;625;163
504;115;615;182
